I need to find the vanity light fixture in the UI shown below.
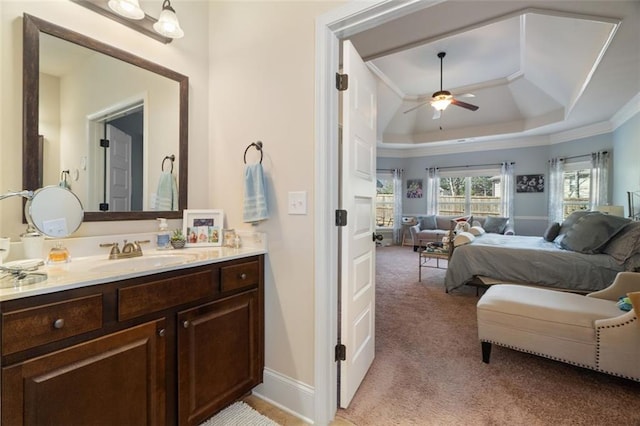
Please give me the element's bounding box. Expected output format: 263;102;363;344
153;0;184;39
71;0;184;43
107;0;145;20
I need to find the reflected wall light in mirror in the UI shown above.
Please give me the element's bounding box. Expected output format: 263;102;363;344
70;0;184;43
23;14;189;222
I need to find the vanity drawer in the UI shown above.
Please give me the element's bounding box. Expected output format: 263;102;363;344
118;269;215;321
2;294;103;356
220;261;260;293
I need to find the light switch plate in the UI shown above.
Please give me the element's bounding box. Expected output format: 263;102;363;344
288;191;307;215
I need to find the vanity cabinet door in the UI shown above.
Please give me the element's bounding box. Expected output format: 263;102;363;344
177;289;263;426
2;319;166;426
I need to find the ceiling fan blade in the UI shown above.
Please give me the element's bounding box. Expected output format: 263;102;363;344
432;109;441;120
451;98;479;111
403;100;429;114
455;93;475;98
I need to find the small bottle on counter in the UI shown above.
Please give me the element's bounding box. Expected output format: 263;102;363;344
233;234;241;249
157;218;171;249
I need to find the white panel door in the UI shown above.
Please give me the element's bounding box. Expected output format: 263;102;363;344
107;124;132;211
339;40;377;408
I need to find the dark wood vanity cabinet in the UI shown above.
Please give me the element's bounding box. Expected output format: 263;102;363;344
0;255;264;426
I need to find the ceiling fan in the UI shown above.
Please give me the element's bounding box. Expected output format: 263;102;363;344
404;51;479;119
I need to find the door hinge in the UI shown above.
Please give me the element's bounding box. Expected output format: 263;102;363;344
100;138;110;148
335;344;346;361
335;209;348;227
336;73;348;91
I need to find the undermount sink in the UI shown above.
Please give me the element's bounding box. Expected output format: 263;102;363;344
89;253;198;273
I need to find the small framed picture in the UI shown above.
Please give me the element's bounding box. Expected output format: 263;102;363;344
183;209;224;247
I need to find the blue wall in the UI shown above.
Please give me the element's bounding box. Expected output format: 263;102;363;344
378;111;638;236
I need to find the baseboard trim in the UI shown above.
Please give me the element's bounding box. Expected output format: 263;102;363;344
252;368;316;424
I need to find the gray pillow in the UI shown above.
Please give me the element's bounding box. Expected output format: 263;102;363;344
602;221;640;263
483;216;508;234
420;215;437;230
560;213;631;254
543;222;561;242
557;210;595;237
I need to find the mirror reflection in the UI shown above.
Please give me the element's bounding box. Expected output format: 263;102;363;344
24;14;188;221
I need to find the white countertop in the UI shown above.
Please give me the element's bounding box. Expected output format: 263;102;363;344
0;231;267;302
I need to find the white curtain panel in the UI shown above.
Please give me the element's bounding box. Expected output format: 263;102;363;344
393;169;403;244
589;151;610;209
500;162;515;224
548;157;565;224
426;168;440;215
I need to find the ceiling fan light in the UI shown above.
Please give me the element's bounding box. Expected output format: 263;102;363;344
153;0;184;39
107;0;145;20
431;96;451;111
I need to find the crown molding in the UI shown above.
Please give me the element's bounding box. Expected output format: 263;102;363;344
611;92;640;130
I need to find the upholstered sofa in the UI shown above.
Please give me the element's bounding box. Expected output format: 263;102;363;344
477;272;640;381
409;215;514;251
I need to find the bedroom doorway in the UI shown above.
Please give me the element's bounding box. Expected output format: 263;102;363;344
315;1;433;424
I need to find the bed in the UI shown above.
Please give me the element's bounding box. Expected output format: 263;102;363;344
444;212;640;293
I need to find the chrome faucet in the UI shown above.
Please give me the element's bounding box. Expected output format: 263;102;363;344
100;240;149;260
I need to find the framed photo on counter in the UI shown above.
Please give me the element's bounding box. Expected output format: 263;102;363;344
183;209;224;247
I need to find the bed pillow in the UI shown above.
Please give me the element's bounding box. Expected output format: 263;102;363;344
420;215;437;230
560;213;631;254
556;210;595;239
543;222;561;242
469;226;485;236
483;216;508;234
602;221;640;263
453;231;475;247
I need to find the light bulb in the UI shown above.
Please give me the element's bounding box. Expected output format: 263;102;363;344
107;0;145;20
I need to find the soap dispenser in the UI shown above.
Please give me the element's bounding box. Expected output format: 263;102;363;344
157;218;171;249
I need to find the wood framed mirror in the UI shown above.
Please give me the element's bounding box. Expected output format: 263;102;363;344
23;13;188;221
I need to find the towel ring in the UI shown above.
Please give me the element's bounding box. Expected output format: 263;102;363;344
243;141;263;164
162;155;175;173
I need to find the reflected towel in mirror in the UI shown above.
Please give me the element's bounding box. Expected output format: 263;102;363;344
243;163;269;224
152;171;178;210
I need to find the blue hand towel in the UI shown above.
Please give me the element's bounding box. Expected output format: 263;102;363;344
243;163;269;223
153;171;178;211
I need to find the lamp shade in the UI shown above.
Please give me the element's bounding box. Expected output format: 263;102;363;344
107;0;145;20
594;205;625;217
153;0;184;39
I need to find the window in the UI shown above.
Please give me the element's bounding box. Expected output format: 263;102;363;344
438;169;502;217
376;173;395;228
561;161;591;219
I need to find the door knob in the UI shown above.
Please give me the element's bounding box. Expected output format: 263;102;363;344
372;233;383;242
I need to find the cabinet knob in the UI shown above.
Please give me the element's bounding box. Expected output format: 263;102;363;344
53;318;65;329
240;273;247;280
158;328;166;337
182;320;190;329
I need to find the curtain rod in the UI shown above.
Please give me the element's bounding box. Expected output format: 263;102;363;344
376;168;403;172
552;150;608;162
426;162;514;171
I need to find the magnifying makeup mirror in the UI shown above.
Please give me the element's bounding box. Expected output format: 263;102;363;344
25;186;84;238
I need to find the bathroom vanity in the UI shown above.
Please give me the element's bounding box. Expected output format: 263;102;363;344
0;245;264;426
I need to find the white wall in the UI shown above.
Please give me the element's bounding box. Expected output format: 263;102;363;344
0;0;210;238
208;1;343;389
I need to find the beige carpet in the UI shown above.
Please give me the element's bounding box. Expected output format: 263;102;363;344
337;245;640;425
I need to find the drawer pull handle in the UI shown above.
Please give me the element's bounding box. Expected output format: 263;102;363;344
182;320;190;329
158;328;166;337
240;273;247;280
53;318;65;329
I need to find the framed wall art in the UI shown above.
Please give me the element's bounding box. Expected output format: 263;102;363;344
406;179;423;198
183;209;224;247
516;174;545;193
